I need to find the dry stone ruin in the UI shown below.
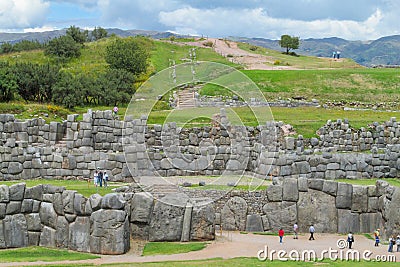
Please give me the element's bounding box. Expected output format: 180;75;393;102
1;110;400;254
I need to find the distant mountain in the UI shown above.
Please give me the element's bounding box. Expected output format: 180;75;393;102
1;28;399;66
230;35;400;66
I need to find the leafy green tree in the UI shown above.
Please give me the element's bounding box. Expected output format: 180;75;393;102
0;43;13;54
0;62;17;101
279;35;300;54
91;27;108;41
105;37;149;76
66;25;88;45
98;68;136;105
13;40;43;52
52;72;84;108
45;35;81;60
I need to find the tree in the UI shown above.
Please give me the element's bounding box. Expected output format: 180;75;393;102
0;43;13;54
45;35;81;60
0;62;17;101
279;35;300;54
91;27;108;41
105;37;149;76
52;72;84;108
97;68;136;105
66;25;88;45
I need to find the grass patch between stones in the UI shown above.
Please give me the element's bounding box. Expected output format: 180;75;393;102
142;242;207;256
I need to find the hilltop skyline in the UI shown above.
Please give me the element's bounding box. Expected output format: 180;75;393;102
1;0;400;41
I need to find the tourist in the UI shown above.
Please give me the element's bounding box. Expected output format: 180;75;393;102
103;171;109;188
293;222;299;239
309;224;315;240
278;228;285;244
374;229;380;247
98;168;103;187
332;51;336;59
93;170;98;187
396;235;400;252
388;236;395;252
336;51;341;59
347;232;354;249
113;106;118;116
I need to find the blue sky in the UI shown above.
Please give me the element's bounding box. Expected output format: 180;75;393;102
1;0;400;40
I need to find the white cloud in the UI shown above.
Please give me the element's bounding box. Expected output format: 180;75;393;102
159;7;389;40
0;0;50;31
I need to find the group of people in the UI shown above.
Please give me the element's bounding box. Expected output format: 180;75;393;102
374;229;400;252
332;51;341;59
93;168;109;187
278;223;315;244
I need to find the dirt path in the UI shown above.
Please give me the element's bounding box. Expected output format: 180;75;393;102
1;232;398;266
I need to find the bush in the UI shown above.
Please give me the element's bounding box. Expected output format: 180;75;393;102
273;60;281;65
203;41;213;47
249;45;258;51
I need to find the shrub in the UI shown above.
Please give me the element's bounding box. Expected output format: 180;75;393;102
249;45;258;51
203;41;213;47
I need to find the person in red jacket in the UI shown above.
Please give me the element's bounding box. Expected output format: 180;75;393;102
279;228;285;244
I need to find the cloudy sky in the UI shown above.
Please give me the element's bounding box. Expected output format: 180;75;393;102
1;0;399;40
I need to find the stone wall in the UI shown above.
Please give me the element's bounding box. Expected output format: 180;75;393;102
183;179;400;239
2;111;400;182
0;183;215;254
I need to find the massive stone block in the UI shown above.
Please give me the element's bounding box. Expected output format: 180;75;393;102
263;201;297;232
360;213;382;233
53;193;64;216
3;214;28;248
69;216;90;252
245;214;264;232
62;190;75;214
24;185;43;201
9;183;25;201
266;185;282;202
221;196;248;231
336;183;353;209
148;193;189;241
25;213;41;231
130;192;154;223
56;216;69;248
190;202;215;241
0;185;9;203
338;209;360;233
40;202;58;229
298;190;337;233
39;226;56;248
90;209;130;254
282;178;299;202
0;220;5;248
101;193;125;210
322;180;338;196
351;186;368;213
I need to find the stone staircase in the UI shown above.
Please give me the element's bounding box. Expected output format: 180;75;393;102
144;183;181;199
177;90;196;109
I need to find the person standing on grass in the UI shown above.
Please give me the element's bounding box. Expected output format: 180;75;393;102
347;232;354;249
293;222;299;239
279;228;285;244
396;235;400;252
309;224;315;240
98;168;103;187
103;171;109;188
93;170;98;187
113;106;118;116
388;236;395;252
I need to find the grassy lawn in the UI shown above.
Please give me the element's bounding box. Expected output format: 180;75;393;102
336;178;400;188
142;242;207;256
0;179;126;197
0;246;99;263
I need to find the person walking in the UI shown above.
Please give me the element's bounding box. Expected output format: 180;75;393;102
98;169;103;187
293;222;299;239
374;229;380;247
309;224;315;240
103;171;109;188
278;228;285;244
396;235;400;252
93;170;99;187
388;236;395;252
347;232;354;249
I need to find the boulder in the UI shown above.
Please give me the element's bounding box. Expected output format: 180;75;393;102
351;186;368;213
28;232;40;246
74;194;90;216
21;199;34;213
69;216;90;252
39;226;56;248
62;190;75;214
221;196;247;231
9;183;25;201
148;193;189;241
56;216;69;248
383;187;400;238
7;162;23;175
130;192;154;223
322;180;338;196
266;185;282;202
53;193;64;215
101;193;125;210
336;183;353;209
261;215;271;231
25;213;41;231
0;185;9;203
308;179;324;191
245;214;264;232
282;178;298;202
190;202;215;241
298;190;337;233
297;177;308;192
3;214;28;248
39;202;58;229
89;194;102;211
338;209;360;233
6;201;21;215
24;185;43;201
263;201;297;231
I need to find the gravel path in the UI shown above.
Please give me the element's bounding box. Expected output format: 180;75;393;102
1;232;398;266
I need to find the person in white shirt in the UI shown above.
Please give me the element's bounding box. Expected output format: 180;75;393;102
309;224;315;240
293;223;299;239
